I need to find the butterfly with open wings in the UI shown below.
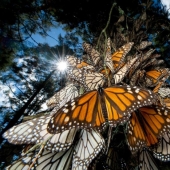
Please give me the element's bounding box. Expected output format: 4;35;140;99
47;85;155;134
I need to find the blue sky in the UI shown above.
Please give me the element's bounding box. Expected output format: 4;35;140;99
28;26;66;46
161;0;170;9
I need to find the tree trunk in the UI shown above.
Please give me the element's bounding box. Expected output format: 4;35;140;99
0;70;55;143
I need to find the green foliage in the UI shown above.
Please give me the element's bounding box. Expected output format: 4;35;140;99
0;49;14;70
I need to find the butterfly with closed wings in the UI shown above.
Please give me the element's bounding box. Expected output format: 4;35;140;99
6;145;74;170
138;148;159;170
152;131;170;162
145;68;170;87
5;128;105;170
111;42;134;72
83;42;101;66
46;83;79;109
3;114;77;152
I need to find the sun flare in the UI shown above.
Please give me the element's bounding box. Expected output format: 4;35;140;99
56;60;68;72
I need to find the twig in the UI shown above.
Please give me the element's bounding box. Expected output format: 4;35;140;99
96;2;117;49
96;2;117;85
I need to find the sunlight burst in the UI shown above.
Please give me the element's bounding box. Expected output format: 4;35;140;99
56;60;68;72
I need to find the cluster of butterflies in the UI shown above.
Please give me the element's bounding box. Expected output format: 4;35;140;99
3;38;170;170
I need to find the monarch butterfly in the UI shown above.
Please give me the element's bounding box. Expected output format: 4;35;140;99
156;59;165;66
72;129;105;170
113;57;138;84
145;68;170;87
152;132;170;162
131;68;169;89
127;106;170;152
83;42;101;66
5;129;104;170
46;83;79;109
66;55;106;90
105;37;114;73
3;115;77;152
142;59;164;70
111;42;134;71
151;53;161;59
68;67;105;90
127;49;155;79
158;98;170;110
138;41;152;50
130;70;145;86
141;58;157;70
104;147;128;170
138;148;159;170
6;146;74;170
150;71;169;94
66;55;95;70
158;88;170;98
100;56;137;84
47;85;155;134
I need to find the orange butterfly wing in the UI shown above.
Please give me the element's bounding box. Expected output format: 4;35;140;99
67;55;95;70
127;112;146;151
146;70;162;82
103;86;155;126
47;90;106;134
127;106;170;152
158;98;170;109
100;68;111;77
153;74;170;93
145;69;169;87
112;42;134;71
